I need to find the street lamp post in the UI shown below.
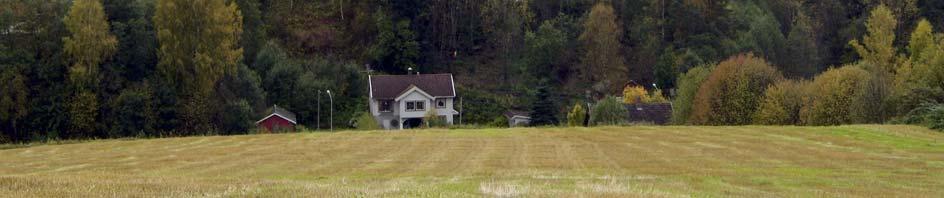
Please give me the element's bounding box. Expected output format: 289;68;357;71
317;90;322;131
326;90;334;131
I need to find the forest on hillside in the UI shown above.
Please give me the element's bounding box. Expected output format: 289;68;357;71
2;0;944;142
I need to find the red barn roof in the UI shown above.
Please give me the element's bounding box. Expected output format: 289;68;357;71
256;105;297;124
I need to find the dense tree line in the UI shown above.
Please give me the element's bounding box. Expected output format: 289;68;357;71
2;0;943;142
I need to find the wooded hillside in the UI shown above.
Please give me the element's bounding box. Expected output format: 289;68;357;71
1;0;943;142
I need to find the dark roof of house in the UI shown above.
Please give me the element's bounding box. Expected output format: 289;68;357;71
625;103;672;125
256;105;298;124
369;74;456;99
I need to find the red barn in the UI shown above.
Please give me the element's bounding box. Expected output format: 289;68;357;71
255;105;297;132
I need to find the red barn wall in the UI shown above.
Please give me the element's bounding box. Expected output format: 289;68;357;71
258;116;295;132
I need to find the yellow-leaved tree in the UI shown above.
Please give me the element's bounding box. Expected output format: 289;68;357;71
63;0;118;138
849;5;905;122
580;2;626;94
154;0;243;132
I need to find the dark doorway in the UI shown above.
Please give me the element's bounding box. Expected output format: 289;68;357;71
403;118;423;129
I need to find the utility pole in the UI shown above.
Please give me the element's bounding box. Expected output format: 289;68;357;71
327;90;334;131
317;90;321;131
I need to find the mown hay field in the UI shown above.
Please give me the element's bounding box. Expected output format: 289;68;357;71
1;125;943;197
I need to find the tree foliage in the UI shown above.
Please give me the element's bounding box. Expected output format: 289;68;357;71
753;79;810;125
850;5;898;75
801;66;872;125
4;0;944;140
580;2;626;94
590;96;627;126
691;54;783;125
529;86;558;126
63;0;118;138
672;64;712;124
64;0;118;87
566;103;586;127
154;0;243;132
783;11;821;78
154;0;242;94
369;10;419;73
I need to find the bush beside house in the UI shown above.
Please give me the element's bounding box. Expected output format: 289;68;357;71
590;96;627;126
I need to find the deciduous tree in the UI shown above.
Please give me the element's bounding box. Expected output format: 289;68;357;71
691;54;783;125
154;0;243;132
63;0;118;137
850;5;898;75
580;2;626;94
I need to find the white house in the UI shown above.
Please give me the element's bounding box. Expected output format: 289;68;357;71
368;74;458;129
504;111;531;127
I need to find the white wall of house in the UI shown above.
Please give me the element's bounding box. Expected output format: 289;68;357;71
369;94;457;129
397;90;433;119
369;99;398;129
508;116;531;127
433;97;456;124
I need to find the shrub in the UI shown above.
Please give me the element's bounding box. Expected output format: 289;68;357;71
622;85;649;104
423;109;449;128
566;103;587;127
109;84;156;137
647;89;669;103
218;100;253;135
691;54;783;125
753;80;811;125
489;116;509;128
671;64;713;124
896;103;944;131
893;87;944;117
354;112;381;130
590;96;628;126
623;86;669;104
457;87;508;125
800;66;872;125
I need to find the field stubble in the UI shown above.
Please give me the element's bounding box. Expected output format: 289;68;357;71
0;125;942;197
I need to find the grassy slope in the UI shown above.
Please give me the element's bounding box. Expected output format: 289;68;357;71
0;125;942;197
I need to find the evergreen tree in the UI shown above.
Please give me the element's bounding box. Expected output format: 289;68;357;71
529;85;558;126
368;9;419;73
783;11;821;78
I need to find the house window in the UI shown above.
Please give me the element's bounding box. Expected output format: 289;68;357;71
406;101;425;112
436;99;447;109
380;100;392;112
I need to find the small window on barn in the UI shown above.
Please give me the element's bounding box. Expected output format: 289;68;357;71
416;101;425;111
380;100;392;112
406;102;415;111
436;99;446;109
